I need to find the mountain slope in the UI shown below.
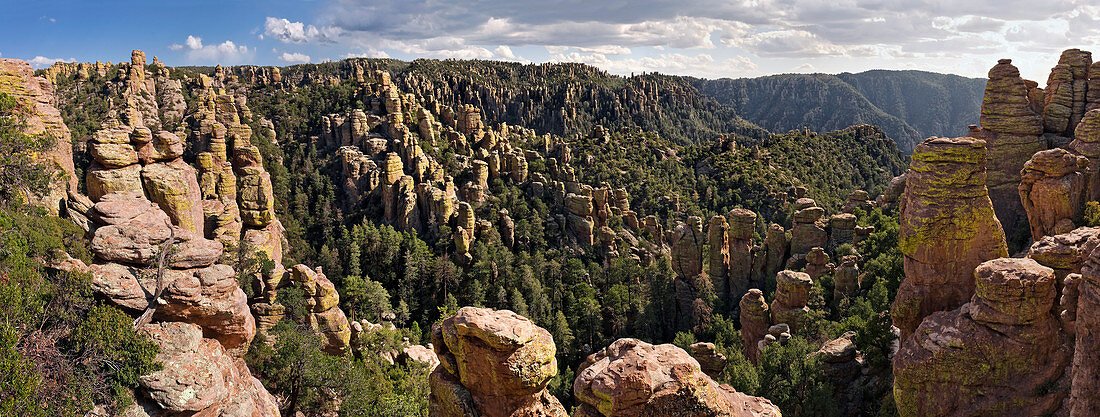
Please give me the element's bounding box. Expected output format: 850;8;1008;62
692;71;986;153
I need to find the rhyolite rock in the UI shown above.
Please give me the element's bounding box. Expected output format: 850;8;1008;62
0;58;78;214
770;270;813;332
137;322;278;416
973;58;1046;248
573;338;780;417
894;258;1070;417
430;307;566;417
1019;148;1088;242
894;137;1008;340
739;289;770;363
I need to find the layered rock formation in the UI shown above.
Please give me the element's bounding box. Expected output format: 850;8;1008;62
1019;148;1088;241
970;59;1045;246
893;137;1008;339
429;307;566;417
893;258;1071;417
770;270;813;332
573;338;781;417
0;58;78;213
739;289;770;363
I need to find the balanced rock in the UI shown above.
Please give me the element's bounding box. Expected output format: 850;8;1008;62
430;307;566;417
974;58;1046;247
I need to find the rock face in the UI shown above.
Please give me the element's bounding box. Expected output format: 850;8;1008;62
573;338;781;417
893;137;1008;339
770;270;813;332
1019;148;1088;241
1070;239;1100;416
430;307;566;417
971;59;1045;247
137;322;279;416
1072;109;1100;201
739;289;770;363
671;217;710;330
893;258;1071;417
0;58;78;214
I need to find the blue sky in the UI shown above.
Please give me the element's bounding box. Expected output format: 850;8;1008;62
2;0;1098;82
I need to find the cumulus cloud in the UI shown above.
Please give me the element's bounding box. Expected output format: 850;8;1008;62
169;36;253;64
279;52;311;63
265;17;338;43
248;0;1096;79
344;48;391;59
27;56;75;69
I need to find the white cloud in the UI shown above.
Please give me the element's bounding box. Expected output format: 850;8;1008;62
344;48;391;59
169;36;254;64
186;35;203;50
265;17;337;43
279;52;311;63
494;45;516;59
27;56;75;69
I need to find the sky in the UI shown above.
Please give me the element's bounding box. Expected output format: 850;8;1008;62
1;0;1098;82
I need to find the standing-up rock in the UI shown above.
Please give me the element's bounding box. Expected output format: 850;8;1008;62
894;258;1070;417
707;215;730;302
728;209;757;302
430;307;566;417
973;59;1046;248
739;289;770;363
770;270;813;332
1071;109;1100;200
0;58;78;214
1019;148;1088;241
763;224;788;282
1069;240;1100;415
833;255;860;299
828;213;856;250
790;205;827;255
689;342;728;379
671;217;708;330
573;338;780;417
803;247;830;281
894;137;1008;339
287;265;352;355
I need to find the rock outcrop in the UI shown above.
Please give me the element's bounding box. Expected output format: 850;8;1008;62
970;59;1045;247
893;137;1008;339
430;307;566;417
739;289;770;363
1019;148;1088;242
136;322;278;416
893;258;1071;417
1070;237;1100;415
770;270;813;332
573;338;781;417
0;58;78;213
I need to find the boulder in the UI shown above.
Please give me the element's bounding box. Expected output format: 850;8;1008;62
137;322;278;416
142;158;205;234
573;338;781;417
430;307;566;417
1019;148;1088;242
893;258;1070;417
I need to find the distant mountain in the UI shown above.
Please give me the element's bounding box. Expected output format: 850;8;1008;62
691;71;986;153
